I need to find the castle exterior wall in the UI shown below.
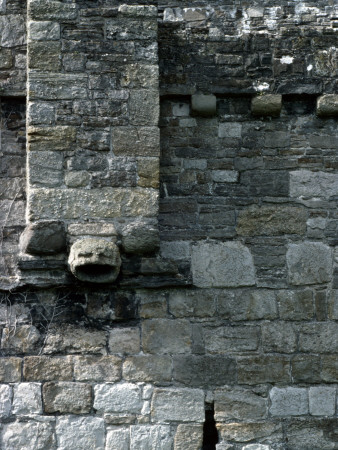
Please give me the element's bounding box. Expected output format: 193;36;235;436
0;1;337;449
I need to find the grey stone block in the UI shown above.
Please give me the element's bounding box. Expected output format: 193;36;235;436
56;417;104;450
299;323;338;353
316;94;338;117
109;327;140;355
290;170;338;199
12;382;42;415
214;386;267;421
151;388;204;422
24;356;73;381
191;94;217;117
28;0;78;20
106;429;129;450
20;221;66;255
43;382;92;414
269;387;308;416
142;319;191;354
93;383;143;413
238;356;290;384
123;355;172;382
309;386;336;416
192;241;256;288
174;424;203;450
218;422;282;443
73;356;121;382
218;122;242;138
130;425;172;450
262;322;297;353
286;242;332;285
28;21;60;41
0;357;22;382
251;94;282;117
204;326;259;353
122;220;160;254
0;385;12;418
1;420;55;449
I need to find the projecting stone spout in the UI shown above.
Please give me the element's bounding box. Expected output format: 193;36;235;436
68;239;121;284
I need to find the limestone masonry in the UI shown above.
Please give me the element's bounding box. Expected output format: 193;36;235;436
0;0;338;449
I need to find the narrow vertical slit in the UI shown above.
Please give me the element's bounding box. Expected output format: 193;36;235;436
202;402;218;450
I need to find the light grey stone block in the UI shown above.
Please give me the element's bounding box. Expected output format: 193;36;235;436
192;241;256;288
151;388;204;422
94;383;143;413
0;385;12;418
12;382;42;415
106;428;129;450
130;425;172;450
56;416;104;450
0;15;26;47
123;355;172;382
214;387;267;421
28;102;55;125
269;387;308;416
309;386;336;416
290;170;338;199
73;356;121;382
286;242;332;285
211;170;238;183
262;322;297;353
28;0;78;21
218;122;242;138
1;419;55;449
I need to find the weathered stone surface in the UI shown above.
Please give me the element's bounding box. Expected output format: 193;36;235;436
211;170;238;183
309;386;336;416
56;416;104;450
316;94;338;117
1;420;56;449
238;356;290;384
68;223;117;238
142;319;192;354
286;242;332;285
122;221;160;254
43;325;107;355
43;382;92;414
24;356;73;381
204;326;259;353
151;388;205;423
0;15;26;47
219;122;242;138
28;188;159;220
130;425;172;450
28;102;55;125
74;356;121;382
68;238;121;284
28;0;78;20
237;206;307;236
107;18;157;42
277;290;314;320
112;126;160;157
118;4;157;17
0;48;12;69
28;41;61;71
0;358;22;382
251;95;282;117
169;289;216;318
291;355;321;383
28;125;76;151
129;90;159;126
109;327;140;355
262;322;297;353
217;289;278;321
106;428;129;450
214;387;267;421
29;73;88;100
1;325;40;353
28;21;60;41
174;424;203;450
192;241;256;288
285;420;337;449
12;383;42;415
94;383;142;413
290;170;338;199
65;171;90;188
138;158;160;188
28;151;63;187
0;385;12;418
20;221;66;255
191;94;217;117
217;422;282;443
321;356;338;382
269;387;308;416
299;323;338;353
123;355;171;382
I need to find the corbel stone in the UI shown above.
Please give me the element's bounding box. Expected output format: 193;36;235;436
191;94;217;117
316;94;338;117
251;94;282;117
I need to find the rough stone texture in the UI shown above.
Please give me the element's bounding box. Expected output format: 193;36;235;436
299;323;338;353
1;420;56;450
290;170;338;199
123;355;172;382
237;206;307;236
43;382;92;414
1;325;40;354
73;356;121;382
142;319;192;354
285;420;337;450
286;242;332;285
12;382;42;415
251;95;282;117
151;388;205;423
269;387;308;416
106;428;129;450
217;422;282;444
130;425;173;450
174;424;203;450
261;322;297;353
204;326;259;353
108;327;140;355
0;384;12;418
20;221;66;255
192;241;256;288
238;356;290;385
56;416;105;450
215;387;267;421
0;357;22;382
94;383;143;414
24;356;73;381
316;95;338;117
309;386;336;416
122;220;160;254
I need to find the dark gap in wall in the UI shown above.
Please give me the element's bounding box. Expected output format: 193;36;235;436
282;94;317;115
202;402;218;450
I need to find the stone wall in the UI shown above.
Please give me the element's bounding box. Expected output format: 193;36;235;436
0;1;338;449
